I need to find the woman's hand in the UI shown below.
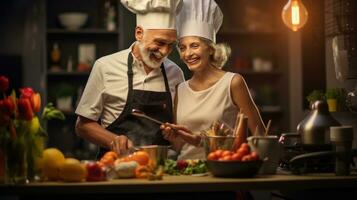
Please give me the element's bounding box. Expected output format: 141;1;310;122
160;123;180;142
160;123;201;146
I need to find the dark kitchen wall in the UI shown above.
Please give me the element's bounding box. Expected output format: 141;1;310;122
301;0;326;109
0;0;26;91
0;0;43;94
0;0;26;55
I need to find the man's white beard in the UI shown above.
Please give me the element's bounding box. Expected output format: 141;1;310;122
137;42;166;69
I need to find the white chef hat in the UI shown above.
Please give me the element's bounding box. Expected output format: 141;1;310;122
177;0;223;43
121;0;183;30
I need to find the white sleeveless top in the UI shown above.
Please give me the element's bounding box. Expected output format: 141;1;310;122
176;72;238;160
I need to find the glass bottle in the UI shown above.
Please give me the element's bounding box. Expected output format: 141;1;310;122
104;0;116;31
51;43;61;64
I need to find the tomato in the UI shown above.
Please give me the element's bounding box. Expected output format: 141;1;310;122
207;152;218;160
241;155;252;162
250;151;260;161
222;150;232;157
237;148;249;157
240;143;250;151
219;155;232;161
176;160;188;170
214;150;224;158
231;153;242;161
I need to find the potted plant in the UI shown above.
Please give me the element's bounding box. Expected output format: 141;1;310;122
325;88;339;112
306;90;325;109
55;83;76;112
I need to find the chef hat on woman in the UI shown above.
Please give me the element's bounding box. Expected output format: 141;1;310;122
121;0;183;30
177;0;230;68
176;0;223;43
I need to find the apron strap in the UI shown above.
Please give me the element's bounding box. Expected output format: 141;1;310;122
127;53;134;103
160;64;170;93
160;62;173;118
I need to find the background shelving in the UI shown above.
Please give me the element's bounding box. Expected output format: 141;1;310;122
216;0;289;133
43;0;129;159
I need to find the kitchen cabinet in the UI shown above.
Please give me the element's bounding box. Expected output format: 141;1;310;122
216;0;289;133
42;0;135;159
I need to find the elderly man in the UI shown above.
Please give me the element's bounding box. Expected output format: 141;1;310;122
75;0;184;158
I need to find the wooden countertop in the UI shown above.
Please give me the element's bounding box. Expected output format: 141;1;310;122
1;173;357;195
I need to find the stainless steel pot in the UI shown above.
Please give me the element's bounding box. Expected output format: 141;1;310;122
202;135;236;155
297;100;341;151
138;145;169;168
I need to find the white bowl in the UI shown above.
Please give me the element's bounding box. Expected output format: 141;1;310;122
59;12;88;30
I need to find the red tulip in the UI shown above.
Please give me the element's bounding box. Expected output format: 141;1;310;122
19;87;34;99
0;76;9;93
17;98;33;121
0;96;15;116
31;93;41;113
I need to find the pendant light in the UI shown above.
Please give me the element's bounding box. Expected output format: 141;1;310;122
282;0;308;31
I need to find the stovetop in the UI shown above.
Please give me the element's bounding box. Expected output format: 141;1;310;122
279;145;335;175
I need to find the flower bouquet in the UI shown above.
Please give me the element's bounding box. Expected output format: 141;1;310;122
0;75;65;184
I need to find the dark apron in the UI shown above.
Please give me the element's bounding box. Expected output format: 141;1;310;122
97;53;173;158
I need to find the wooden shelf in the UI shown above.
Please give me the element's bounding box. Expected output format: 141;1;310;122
47;71;90;77
61;110;76;116
231;69;282;76
218;29;278;36
47;28;119;35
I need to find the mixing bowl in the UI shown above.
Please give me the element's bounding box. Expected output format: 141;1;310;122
59;12;88;30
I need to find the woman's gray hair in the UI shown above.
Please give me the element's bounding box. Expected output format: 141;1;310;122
177;36;231;69
201;38;231;69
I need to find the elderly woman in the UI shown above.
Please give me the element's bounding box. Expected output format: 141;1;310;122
161;0;266;160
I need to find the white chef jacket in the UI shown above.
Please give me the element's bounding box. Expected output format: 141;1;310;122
75;43;185;128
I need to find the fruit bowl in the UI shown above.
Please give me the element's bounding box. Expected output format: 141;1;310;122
206;159;263;178
58;12;88;30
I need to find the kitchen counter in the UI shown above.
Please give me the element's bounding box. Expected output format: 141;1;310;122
1;173;357;195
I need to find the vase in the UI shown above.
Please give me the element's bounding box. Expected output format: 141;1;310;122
26;133;46;182
5;136;28;184
327;98;337;112
0;140;5;183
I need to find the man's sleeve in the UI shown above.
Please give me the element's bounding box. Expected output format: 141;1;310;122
75;60;105;121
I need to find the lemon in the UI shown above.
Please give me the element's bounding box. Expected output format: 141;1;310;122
59;158;87;182
42;148;65;181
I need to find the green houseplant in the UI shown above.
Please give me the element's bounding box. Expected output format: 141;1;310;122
325;88;347;112
306;90;325;109
325;88;338;112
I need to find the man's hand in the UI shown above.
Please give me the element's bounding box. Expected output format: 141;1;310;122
110;135;134;156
